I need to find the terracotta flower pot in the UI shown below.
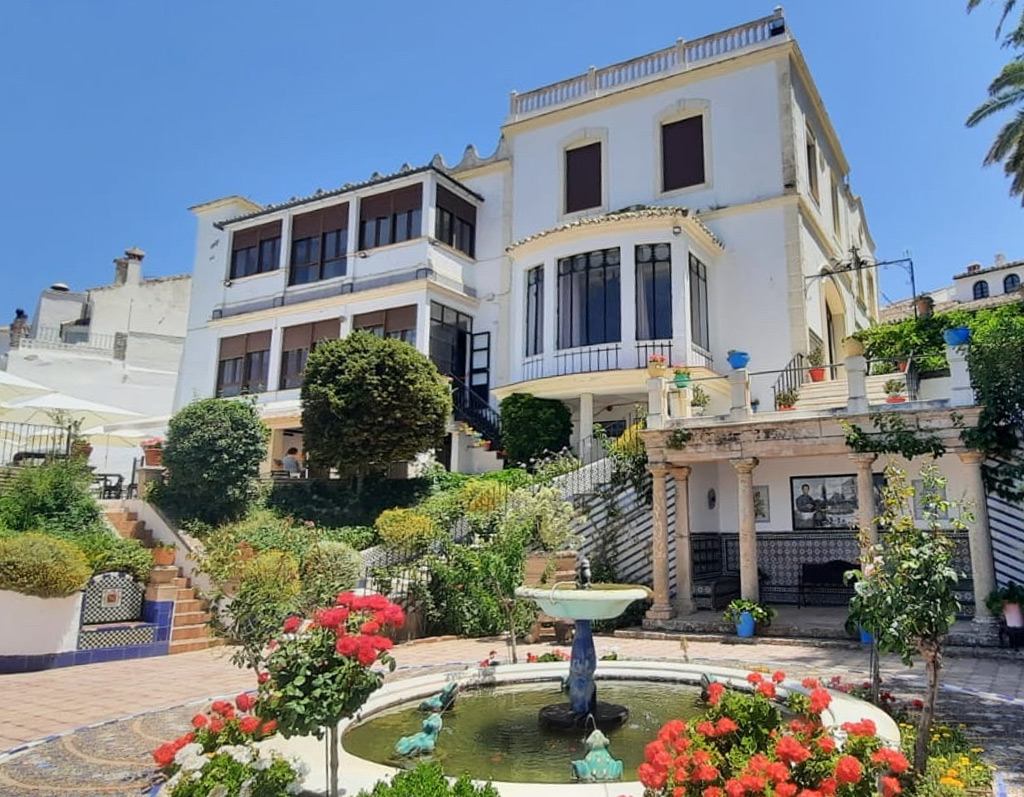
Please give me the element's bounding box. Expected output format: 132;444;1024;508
808;367;826;382
143;447;163;467
151;547;176;566
777;405;795;411
885;396;907;404
647;363;667;378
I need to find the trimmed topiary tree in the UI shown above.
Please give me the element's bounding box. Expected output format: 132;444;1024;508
0;533;92;598
499;393;572;467
156;398;269;525
301;333;452;483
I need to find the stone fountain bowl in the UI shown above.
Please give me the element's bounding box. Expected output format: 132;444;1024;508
514;584;652;620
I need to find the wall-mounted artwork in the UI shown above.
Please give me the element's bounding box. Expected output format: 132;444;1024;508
753;485;770;522
790;475;859;529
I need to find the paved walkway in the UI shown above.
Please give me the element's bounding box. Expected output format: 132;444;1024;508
1;635;1021;796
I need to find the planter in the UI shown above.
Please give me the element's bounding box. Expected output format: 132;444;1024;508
647;364;667;378
674;373;692;388
915;297;935;318
859;628;874;645
808;367;826;382
1005;602;1024;629
735;610;756;638
897;360;908;373
942;326;971;346
0;590;82;658
843;338;865;357
777;405;795;411
143;447;164;467
726;351;750;370
885;396;907;404
151;547;176;566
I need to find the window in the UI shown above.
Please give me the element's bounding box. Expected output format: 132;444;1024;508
805;125;819;203
525;265;544;356
358;185;423;250
636;243;672;340
1004;273;1020;293
230;221;282;279
429;301;472;379
565;142;602;214
289;203;349;285
830;175;841;238
973;280;990;300
278;320;339;389
689;253;709;350
661;116;705;191
352;305;418;346
557;247;621;349
216;331;271;396
435;185;477;257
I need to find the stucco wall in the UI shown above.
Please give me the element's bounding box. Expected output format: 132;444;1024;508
0;591;82;655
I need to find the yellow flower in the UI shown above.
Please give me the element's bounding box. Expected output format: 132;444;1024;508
939;777;965;788
969;747;984;753
946;769;959;778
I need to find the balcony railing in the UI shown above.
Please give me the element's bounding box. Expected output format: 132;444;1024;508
14;327;117;355
508;10;788;120
520;339;716;382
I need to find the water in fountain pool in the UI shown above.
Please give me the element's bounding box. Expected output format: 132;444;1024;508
342;680;704;784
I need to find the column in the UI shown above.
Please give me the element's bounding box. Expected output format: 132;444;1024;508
266;325;283;394
947;344;976;407
849;453;878;554
647;377;668;429
579;392;594;463
729;368;750;421
731;457;760;602
846;354;868;414
958;451;997;623
672;465;696;615
646;465;675;621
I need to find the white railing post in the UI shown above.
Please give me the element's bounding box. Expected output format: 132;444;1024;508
948;343;976;407
508;91;518;118
675;37;687;69
587;66;597;95
729;369;751;420
846;355;868;414
647;377;669;429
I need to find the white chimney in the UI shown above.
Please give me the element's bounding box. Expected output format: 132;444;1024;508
114;246;145;286
966;262;981;274
994;253;1007;267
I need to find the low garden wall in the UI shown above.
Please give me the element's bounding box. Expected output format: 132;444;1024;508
0;589;83;664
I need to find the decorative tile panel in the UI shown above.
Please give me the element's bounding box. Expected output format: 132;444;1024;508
82;573;144;624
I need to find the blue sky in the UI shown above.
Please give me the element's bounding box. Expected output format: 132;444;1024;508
1;0;1021;317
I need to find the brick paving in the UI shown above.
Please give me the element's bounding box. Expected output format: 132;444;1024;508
0;634;1021;796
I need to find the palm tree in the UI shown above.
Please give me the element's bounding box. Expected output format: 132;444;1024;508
967;0;1019;37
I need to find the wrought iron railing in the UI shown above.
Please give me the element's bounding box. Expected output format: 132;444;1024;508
450;375;501;449
771;352;806;406
0;421;72;468
635;340;673;369
552;345;621;377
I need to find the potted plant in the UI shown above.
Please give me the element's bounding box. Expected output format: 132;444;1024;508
723;599;775;638
691;384;711;416
914;293;935;318
806;346;826;382
985;582;1024;628
647;354;668;378
942;326;971;347
151;541;177;567
884;379;906;403
70;437;94;461
726;349;750;370
843;336;865;358
673;366;691;388
140;438;164;467
775;387;799;410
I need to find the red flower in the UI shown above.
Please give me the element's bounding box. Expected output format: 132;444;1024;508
152;743;176;768
757;681;777;699
696;720;716;737
257;671;270;684
693;764;719;782
209;718;225;734
802;677;820;689
740;774;766;793
282;615;302;634
765;762;790;784
808;688;832;715
239;716;260;735
659;719;687;742
872;748;910;774
704;788;725;797
639;762;668;789
776;783;798;797
191;713;208;728
775;735;812;764
236;693;255;712
835;755;863;784
336;591;356;607
746;672;764;685
707;681;725;706
313;607;347;630
724;778;745;797
361;620;381;635
816;736;837;754
382;603;405;627
716;717;738;735
772;670;786;683
526;652;537;663
210;700;231;716
260;719;277;735
819;777;838;797
840;719;876;738
911;699;923;709
881;776;903;797
797;791;823;797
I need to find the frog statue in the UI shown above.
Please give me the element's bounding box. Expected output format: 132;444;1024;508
419;681;459;713
570;729;624;782
394;711;442;757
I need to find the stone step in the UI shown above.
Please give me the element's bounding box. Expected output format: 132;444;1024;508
172;577;190;588
173;611;211;627
171;624;212;641
175;599;204;613
176;587;196;601
169;638;223;655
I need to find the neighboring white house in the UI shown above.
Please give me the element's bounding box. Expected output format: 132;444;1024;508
175;9;879;472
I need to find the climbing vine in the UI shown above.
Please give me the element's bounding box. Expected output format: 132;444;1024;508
842;412;946;460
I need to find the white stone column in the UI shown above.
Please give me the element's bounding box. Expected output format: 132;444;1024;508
731;457;760;602
579;392;594;463
849;453;878;552
729;369;751;421
846;355;868;414
646;465;675;621
948;344;976;407
647;377;668;429
266;325;284;394
672;465;696;615
958;451;997;623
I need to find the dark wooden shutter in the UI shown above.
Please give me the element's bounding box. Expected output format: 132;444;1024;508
436;185;476;225
565;142;602;213
291;211;322;240
662;117;705;191
322;202;348;231
385;305;417;332
360;186;422;221
219;335;246;359
282;324;312;351
232;228;258;251
312;319;339;341
353;311;384;329
246;330;272;352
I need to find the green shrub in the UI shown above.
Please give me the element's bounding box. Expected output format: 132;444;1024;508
0;533;91;598
155;398;269;525
497;486;580;551
266;477;431;527
195;509;314;584
358;762;499;797
220;551;301;670
0;461;102;534
71;532;152;583
374;508;438;551
319;525;377;551
499;393;572;467
300;540;363;612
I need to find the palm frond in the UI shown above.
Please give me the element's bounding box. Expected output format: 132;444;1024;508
967;0;1020;36
982;110;1024;163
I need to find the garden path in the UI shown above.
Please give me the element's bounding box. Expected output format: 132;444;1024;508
0;635;1020;796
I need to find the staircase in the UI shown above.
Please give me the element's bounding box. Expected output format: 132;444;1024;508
791;373;908;411
104;509;220;654
450;375;502;452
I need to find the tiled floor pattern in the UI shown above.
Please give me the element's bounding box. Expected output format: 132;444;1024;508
0;635;1020;796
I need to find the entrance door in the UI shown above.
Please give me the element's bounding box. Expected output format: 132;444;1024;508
469;332;491;399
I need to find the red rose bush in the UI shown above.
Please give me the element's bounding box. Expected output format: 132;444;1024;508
639;672;910;797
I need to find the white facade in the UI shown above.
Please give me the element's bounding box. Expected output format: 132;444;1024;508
953;256;1023;303
175;10;878;471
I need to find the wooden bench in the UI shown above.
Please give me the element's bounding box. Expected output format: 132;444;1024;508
521;552;576;644
797;559;857;608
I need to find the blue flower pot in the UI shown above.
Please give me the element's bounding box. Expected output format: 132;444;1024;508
727;351;751;370
942;326;970;346
736;610;756;638
859;628;874;645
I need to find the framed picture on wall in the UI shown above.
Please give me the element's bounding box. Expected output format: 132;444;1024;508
790;475;859;529
912;479;949;520
753;485;770;522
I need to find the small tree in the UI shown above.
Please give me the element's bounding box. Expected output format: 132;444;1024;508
500;393;572;466
847;462;967;775
157;398;269;525
301;333;451;483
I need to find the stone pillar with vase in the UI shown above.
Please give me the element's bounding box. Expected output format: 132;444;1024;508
957;450;998;628
645;465;675;621
731;457;760;602
671;465;696;615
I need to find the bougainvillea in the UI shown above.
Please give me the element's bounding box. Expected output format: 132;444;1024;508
639;672;911;797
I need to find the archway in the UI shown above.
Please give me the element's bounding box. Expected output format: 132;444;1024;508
821;280;847;375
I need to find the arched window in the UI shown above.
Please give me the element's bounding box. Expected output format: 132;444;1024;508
973;280;989;300
1004;273;1021;293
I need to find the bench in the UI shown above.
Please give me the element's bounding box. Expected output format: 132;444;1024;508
521;552;576;644
797;560;857;608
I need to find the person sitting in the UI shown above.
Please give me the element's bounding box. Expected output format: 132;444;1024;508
282;448;303;478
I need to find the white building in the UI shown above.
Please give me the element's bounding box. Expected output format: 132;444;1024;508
176;9;879;471
881;253;1023;321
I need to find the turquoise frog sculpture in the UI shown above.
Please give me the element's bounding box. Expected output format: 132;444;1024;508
419;681;459;712
570;729;623;781
394;711;442;757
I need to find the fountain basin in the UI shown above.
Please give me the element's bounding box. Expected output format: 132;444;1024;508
258;661;900;797
514;586;651;620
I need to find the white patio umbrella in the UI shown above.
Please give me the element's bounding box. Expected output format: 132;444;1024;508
0;371;53;403
0;393;141;429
